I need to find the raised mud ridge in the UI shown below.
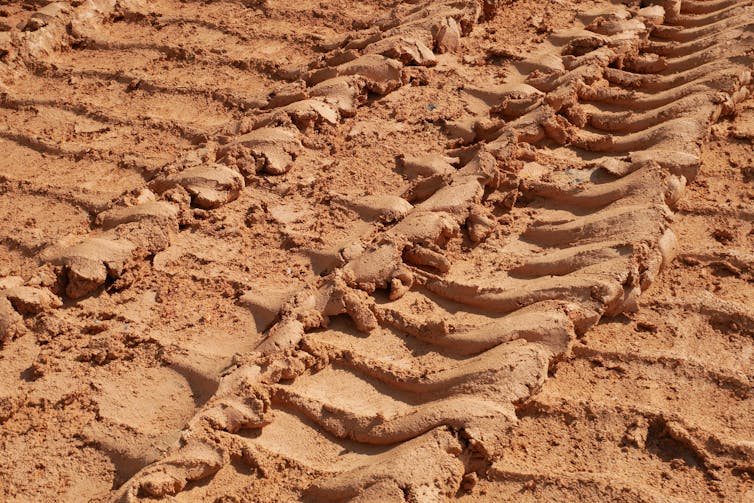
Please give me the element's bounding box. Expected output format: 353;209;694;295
88;0;754;500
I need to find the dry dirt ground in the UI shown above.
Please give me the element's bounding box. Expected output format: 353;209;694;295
0;0;753;502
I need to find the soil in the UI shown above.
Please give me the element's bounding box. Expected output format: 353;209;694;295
0;0;752;502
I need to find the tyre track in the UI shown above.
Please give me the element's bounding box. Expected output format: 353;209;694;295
1;0;752;500
111;0;754;500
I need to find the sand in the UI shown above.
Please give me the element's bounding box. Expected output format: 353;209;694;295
0;0;752;501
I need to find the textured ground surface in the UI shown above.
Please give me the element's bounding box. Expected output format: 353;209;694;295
0;0;753;502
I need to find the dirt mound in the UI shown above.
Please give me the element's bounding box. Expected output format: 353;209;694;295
0;0;752;501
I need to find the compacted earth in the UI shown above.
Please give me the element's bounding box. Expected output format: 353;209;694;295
0;0;752;501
